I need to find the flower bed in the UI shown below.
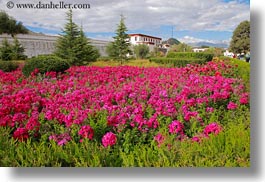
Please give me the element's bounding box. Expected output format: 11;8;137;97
0;60;249;150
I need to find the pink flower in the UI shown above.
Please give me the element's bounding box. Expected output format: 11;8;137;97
192;136;201;143
239;93;249;105
227;101;238;110
168;120;184;135
204;122;222;137
102;132;117;148
13;128;29;141
154;133;165;147
78;125;94;140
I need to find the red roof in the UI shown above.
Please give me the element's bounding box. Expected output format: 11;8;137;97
129;34;162;40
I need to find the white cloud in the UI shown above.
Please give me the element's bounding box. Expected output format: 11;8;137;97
179;35;230;46
0;0;249;34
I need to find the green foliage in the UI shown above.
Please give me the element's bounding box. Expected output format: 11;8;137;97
149;57;206;67
229;20;250;54
218;56;250;88
106;42;117;58
0;11;28;36
55;10;99;66
133;44;149;59
0;116;250;167
11;37;27;60
205;47;225;57
0;61;19;72
96;56;113;62
169;43;193;52
72;28;100;65
0;37;26;61
22;55;70;77
167;52;214;62
111;15;132;64
0;38;13;61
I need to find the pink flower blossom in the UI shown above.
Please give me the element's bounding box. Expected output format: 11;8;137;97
102;132;117;148
78;125;94;140
227;101;238;110
13;128;29;141
204;122;222;137
168;120;184;135
154;133;165;147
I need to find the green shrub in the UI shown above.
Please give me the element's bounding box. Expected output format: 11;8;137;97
0;61;19;72
149;57;206;67
97;56;113;62
167;52;214;62
22;55;70;77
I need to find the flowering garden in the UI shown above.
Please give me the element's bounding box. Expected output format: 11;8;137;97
0;59;250;167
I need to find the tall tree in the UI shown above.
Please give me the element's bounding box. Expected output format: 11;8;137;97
229;20;250;54
0;11;28;36
112;15;131;64
55;9;80;64
73;27;100;65
55;10;99;65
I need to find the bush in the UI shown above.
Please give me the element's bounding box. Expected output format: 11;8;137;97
22;55;70;77
149;57;206;67
97;57;113;62
167;52;214;62
0;61;19;72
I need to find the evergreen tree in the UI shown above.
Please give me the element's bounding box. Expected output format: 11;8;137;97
0;38;13;61
112;15;131;64
55;10;100;66
229;20;250;54
73;27;100;65
55;9;80;64
12;37;26;60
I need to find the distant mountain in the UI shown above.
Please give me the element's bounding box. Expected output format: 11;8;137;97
187;41;229;48
162;38;181;45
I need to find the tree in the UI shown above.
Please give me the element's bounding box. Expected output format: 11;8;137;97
106;42;117;58
73;27;100;65
0;38;13;61
12;37;26;60
0;11;28;36
169;43;193;52
133;44;149;59
112;15;132;64
55;9;80;64
229;20;250;54
55;10;99;65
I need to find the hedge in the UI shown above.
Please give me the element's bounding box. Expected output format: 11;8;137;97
0;61;19;72
22;55;70;77
149;57;206;67
167;52;214;62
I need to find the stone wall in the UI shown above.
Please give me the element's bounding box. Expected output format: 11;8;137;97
0;33;110;58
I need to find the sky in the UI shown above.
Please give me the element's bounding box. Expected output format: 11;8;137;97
0;0;250;46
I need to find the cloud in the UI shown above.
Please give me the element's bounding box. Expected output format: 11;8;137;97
0;0;249;34
179;35;231;47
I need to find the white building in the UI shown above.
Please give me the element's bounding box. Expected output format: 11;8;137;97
128;34;162;52
192;47;208;52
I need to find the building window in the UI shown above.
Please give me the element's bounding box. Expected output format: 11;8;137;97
135;37;137;41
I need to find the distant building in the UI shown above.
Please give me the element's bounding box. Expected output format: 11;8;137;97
223;49;234;58
128;33;162;52
192;47;208;52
